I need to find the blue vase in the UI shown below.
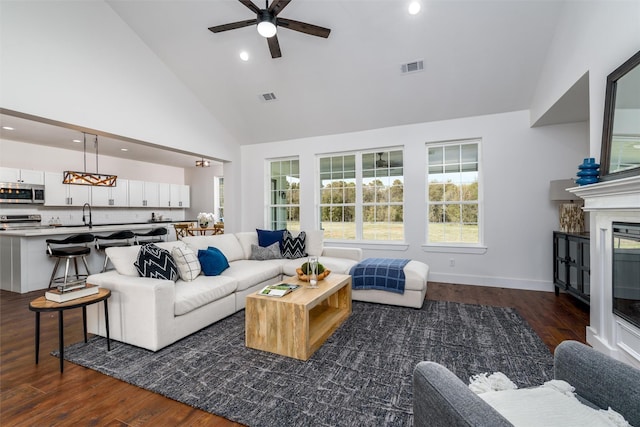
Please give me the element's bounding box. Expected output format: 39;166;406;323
576;158;599;186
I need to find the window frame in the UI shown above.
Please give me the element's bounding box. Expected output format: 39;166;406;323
266;157;301;231
425;138;485;251
318;148;405;242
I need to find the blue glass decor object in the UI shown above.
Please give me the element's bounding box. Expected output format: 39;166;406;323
576;157;600;186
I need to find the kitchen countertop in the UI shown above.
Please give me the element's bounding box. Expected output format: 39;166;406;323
0;221;182;237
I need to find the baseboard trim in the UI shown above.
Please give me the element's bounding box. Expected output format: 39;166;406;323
428;272;554;292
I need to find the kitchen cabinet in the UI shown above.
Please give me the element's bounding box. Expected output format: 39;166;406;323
91;179;129;207
129;180;159;207
158;183;171;207
44;172;90;206
170;184;190;208
0;167;44;184
553;231;590;305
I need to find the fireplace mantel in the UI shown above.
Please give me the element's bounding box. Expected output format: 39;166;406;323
568;176;640;368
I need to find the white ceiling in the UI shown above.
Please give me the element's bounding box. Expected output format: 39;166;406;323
2;0;568;166
106;0;565;145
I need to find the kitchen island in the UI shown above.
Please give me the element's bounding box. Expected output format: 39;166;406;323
0;222;176;293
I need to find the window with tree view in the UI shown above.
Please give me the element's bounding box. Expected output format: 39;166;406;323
269;159;300;231
319;150;404;241
427;140;480;244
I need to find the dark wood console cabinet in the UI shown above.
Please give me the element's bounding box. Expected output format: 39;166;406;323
553;231;590;305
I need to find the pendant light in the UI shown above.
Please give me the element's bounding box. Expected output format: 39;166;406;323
63;133;117;186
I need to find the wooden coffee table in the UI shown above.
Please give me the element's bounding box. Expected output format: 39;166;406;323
245;273;352;360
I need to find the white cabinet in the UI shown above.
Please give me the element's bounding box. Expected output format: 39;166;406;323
128;180;159;207
158;183;171;208
170;184;190;208
44;172;90;206
91;179;129;207
0;167;44;184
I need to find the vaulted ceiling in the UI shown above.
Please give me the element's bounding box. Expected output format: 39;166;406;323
106;0;565;145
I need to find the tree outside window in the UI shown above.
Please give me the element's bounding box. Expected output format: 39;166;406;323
319;149;404;241
427;140;480;244
269;158;300;231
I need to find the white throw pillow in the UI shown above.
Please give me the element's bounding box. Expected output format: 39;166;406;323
304;230;324;257
171;244;201;281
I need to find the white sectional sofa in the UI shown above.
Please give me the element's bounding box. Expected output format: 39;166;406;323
86;231;362;351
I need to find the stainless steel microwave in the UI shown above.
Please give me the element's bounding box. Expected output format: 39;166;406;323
0;182;45;204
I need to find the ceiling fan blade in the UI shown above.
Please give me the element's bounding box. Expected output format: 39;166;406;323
277;18;331;38
268;0;292;15
208;19;256;33
267;35;282;58
238;0;260;14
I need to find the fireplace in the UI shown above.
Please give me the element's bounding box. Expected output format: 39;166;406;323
613;222;640;329
569;176;640;368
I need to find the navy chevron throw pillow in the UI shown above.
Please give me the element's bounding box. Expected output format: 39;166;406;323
134;243;179;282
281;230;307;259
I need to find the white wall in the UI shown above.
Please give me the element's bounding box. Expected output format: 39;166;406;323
0;0;240;230
530;1;640;157
241;110;588;291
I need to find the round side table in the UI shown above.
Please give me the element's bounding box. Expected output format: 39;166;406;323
29;288;111;373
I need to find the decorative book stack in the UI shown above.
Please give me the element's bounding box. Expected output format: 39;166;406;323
45;284;99;303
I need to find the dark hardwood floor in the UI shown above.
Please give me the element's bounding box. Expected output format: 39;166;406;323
0;282;589;426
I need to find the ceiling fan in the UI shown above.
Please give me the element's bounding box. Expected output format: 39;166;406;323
208;0;331;59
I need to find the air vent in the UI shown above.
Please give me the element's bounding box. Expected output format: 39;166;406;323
400;60;424;74
260;92;277;102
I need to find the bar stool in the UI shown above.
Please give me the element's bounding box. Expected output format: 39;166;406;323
46;233;95;290
134;227;168;245
95;230;135;272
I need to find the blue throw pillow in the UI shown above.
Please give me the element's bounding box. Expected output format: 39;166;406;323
256;229;285;248
197;247;229;276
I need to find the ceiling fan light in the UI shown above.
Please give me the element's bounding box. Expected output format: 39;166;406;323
257;10;277;38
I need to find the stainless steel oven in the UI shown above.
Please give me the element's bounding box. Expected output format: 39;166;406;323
0;182;45;204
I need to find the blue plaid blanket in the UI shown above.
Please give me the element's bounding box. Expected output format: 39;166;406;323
350;258;411;294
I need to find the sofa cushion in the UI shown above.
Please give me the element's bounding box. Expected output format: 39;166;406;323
134;244;179;281
236;231;259;259
281;256;358;276
220;259;282;291
198;247;229;276
257;229;285;248
304;230;324;257
281;230;307;259
171;244;201;281
182;234;245;262
106;245;142;277
174;275;237;316
250;242;283;260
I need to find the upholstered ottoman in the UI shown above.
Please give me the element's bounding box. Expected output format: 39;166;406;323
351;260;429;309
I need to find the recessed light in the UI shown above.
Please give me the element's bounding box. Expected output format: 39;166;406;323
408;1;421;15
239;51;249;61
72;139;82;143
121;148;129;152
2;126;14;131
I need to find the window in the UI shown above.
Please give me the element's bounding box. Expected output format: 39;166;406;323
427;140;480;244
214;176;224;221
268;158;300;231
319;149;404;241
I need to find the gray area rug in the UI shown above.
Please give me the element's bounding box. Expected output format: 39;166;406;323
57;301;553;426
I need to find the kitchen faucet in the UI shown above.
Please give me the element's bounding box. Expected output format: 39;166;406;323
82;203;93;229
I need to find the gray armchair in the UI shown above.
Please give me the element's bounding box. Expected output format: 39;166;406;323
413;340;640;427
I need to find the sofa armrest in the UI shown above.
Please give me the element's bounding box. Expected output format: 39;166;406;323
554;340;640;425
413;362;512;427
86;271;176;351
322;246;362;262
